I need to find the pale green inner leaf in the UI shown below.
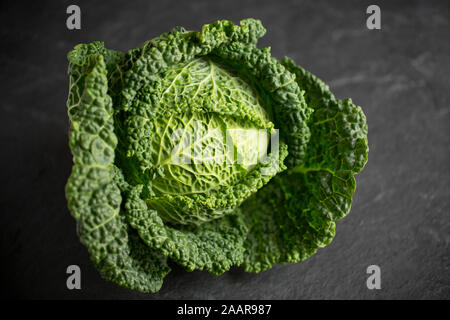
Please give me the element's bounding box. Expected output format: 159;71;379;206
148;57;274;195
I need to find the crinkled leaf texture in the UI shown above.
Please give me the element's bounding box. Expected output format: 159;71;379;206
65;52;170;292
239;58;368;272
65;19;368;292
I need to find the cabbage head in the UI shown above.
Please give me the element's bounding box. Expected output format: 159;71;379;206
65;19;368;292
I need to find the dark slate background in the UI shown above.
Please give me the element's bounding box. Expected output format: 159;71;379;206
1;0;449;300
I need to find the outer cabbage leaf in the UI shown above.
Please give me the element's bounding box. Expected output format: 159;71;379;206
240;57;368;272
125;185;247;275
66;41;123;121
65;44;170;293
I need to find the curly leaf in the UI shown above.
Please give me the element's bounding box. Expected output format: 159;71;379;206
125;185;248;275
66;41;123;121
240;58;368;272
65;50;170;293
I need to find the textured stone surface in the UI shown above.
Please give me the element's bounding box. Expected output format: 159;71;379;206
1;0;448;299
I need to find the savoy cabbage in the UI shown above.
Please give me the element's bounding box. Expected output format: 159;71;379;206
65;19;368;292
